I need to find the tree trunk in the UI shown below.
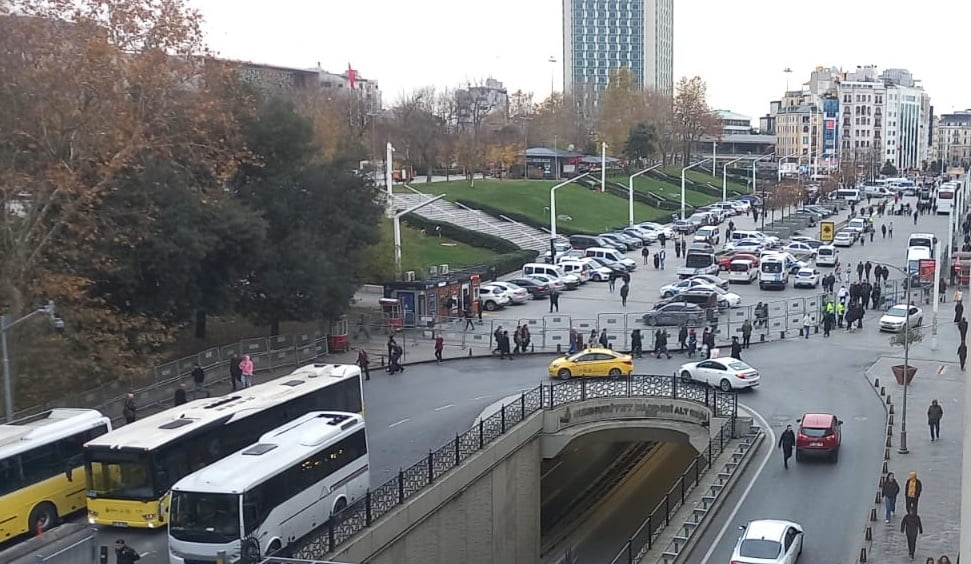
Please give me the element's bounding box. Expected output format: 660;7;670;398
270;319;281;336
194;309;207;339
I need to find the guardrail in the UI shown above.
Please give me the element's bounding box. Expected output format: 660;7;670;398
287;374;736;560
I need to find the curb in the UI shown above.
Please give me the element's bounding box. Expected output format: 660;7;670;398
855;364;895;563
676;430;766;562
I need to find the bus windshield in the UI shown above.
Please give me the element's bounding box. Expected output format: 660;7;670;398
939;191;954;200
86;449;157;500
169;491;240;543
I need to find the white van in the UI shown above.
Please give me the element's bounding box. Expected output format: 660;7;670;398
585;247;637;270
574;257;613;282
558;260;591;283
522;262;580;285
728;259;757;284
908;233;936;257
906;247;931;276
816;245;838;267
759;256;789;290
835;188;861;202
694;225;721;246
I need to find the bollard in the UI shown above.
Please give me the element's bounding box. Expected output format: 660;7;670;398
879;475;885;488
780;330;786;339
874;490;882;504
874;377;880;388
886;435;892;447
760;333;766;342
860;547;868;562
869;507;877;521
100;547;109;564
531;343;535;353
888;414;894;426
882;461;888;474
880;386;886;396
469;348;472;357
887;425;893;436
886;394;892;405
884;448;890;460
815;325;820;334
865;526;872;541
889;403;895;414
557;343;562;354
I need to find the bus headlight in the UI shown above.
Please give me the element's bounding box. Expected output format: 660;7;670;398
142;513;156;522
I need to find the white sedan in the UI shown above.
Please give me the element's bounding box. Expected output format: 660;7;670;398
879;304;923;332
659;278;716;298
678;358;760;391
784;241;816;259
833;230;855;247
792;267;820;288
731;519;804;564
690;274;730;290
725;239;765;253
708;285;743;307
481;282;529;304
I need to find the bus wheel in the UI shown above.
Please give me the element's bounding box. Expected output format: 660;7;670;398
29;502;58;535
267;540;282;556
332;497;347;516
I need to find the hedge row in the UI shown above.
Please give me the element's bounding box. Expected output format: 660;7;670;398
454;199;594;236
483;249;541;277
401;213;519;253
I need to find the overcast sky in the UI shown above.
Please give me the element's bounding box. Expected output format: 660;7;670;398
190;0;966;125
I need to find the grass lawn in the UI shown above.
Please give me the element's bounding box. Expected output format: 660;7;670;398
613;175;716;208
378;220;496;269
662;167;749;195
410;179;668;233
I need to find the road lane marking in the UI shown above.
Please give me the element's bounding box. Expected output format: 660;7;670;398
699;403;776;564
388;418;410;428
541;461;564;479
471;395;492;401
433;404;454;412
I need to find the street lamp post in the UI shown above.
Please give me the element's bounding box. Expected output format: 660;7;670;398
600;143;608;193
385;142;396;217
629;165;662;226
394;194;446;277
751;152;775;195
681;159;712;220
3;301;60;422
878;262;914;454
547;56;557;98
722;156;751;202
550;172;593;262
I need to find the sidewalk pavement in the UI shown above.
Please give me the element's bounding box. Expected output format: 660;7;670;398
863;318;965;562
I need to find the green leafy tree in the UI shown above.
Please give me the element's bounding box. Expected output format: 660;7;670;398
624;123;657;164
234;97;383;334
880;160;898;176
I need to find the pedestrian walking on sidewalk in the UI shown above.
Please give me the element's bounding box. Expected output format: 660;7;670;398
900;508;924;560
928;400;943;440
659;249;667;270
882;472;900;522
464;307;475;330
959;317;968;341
730;336;742;360
549;289;560;313
741;319;753;348
239;355;254;388
608;272;617;293
960;342;968;371
905;472;923;514
882;224;887;238
630;329;643;359
434;334;444;363
889;222;894;238
802;314;812;339
955;301;965;323
356;348;370;380
642;246;650;265
498;331;513;360
778;424;795;469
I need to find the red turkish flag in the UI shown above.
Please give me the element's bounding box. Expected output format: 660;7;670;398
347;63;357;89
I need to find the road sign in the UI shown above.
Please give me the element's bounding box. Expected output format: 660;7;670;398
820;221;835;242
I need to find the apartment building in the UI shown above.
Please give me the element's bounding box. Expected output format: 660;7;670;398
937;110;971;167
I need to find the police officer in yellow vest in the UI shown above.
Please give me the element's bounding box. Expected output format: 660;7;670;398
836;301;846;328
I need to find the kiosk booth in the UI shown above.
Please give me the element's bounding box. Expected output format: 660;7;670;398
383;272;482;327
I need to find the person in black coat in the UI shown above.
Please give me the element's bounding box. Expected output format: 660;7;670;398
956;301;965;324
959;317;969;342
900;508;923;559
229;355;242;392
173;384;187;406
114;540;140;564
630;329;643;359
498;331;513;360
730;336;742;360
778;424;796;469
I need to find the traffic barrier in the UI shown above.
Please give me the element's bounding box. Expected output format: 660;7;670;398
886;394;892;404
884;448;891;460
865;526;872;541
880;386;886;396
869;507;877;521
860;546;868;562
874;490;882;504
873;377;880;388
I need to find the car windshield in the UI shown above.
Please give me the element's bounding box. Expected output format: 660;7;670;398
801;426;834;437
886;306;909;318
169;491;241;544
798;271;813;277
685;254;713;268
730;263;751;271
739;538;782;558
724;360;751;371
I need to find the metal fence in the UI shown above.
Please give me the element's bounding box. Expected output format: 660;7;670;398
287;374;736;560
12;330;329;421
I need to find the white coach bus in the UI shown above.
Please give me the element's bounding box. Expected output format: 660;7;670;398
167;411;369;563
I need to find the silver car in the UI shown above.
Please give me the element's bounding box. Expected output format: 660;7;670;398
731;519;804;563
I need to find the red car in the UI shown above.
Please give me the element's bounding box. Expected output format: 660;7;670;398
718;252;761;271
795;413;843;462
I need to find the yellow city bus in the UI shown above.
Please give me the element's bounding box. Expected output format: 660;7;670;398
83;363;364;528
0;409;111;542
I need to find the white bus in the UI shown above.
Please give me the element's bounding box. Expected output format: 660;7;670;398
938;184;958;214
84;363;364;528
0;409;111;540
167;411;368;563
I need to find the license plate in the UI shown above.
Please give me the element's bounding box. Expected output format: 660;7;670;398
112;522;129;527
811;442;823;447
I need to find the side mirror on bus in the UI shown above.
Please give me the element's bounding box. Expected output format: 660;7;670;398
65;464;73;482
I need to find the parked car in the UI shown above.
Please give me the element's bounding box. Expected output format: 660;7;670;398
694;225;721;246
783;241;817;260
476;286;511;311
642;303;706;326
598;233;633;251
610;231;643;249
506;278;550;299
879;304;923;332
792;267;820;289
789;236;825;249
731;519;804;563
543;240;573;263
586;256;628;277
795;412;842;462
724;239;765;254
659;278;717;298
623;226;658;244
672;219;696;234
481;282;529;304
528;273;573;291
846;217;870;234
678;358;760;392
548;348;634;379
719;252;760;271
638;222;675;239
689;274;729;290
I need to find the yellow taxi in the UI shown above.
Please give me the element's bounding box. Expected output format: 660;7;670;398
548;347;635;379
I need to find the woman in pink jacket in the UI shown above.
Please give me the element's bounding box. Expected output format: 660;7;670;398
239;355;254;388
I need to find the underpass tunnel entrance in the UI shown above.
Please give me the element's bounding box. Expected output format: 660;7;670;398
540;430;701;561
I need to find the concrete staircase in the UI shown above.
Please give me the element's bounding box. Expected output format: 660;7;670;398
393;193;548;253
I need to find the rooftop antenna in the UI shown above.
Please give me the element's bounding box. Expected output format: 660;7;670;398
784;67;793;92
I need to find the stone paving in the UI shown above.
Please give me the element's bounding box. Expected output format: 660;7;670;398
862;320;965;563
